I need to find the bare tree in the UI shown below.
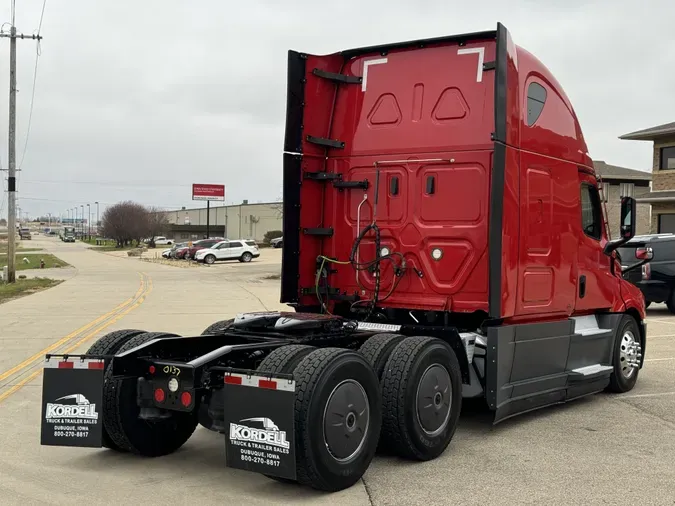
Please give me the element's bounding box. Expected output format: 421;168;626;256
146;206;170;248
100;201;148;247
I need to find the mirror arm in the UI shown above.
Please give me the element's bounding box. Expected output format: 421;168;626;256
604;237;630;256
621;258;651;274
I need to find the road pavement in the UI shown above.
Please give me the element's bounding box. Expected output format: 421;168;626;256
1;237;674;505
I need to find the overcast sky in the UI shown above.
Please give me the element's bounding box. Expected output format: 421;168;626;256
0;0;673;219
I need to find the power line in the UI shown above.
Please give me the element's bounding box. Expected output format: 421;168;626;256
21;179;190;188
17;0;47;171
17;195;186;209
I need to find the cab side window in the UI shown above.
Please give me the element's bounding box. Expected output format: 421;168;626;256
526;82;547;126
581;183;602;240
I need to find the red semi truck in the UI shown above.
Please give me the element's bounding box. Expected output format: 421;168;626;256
39;23;651;492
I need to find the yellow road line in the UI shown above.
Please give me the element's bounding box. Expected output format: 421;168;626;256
0;369;42;404
0;272;152;404
0;273;146;383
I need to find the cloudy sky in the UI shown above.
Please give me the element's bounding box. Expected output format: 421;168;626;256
0;0;673;219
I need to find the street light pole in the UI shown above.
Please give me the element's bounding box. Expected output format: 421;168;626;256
80;205;83;239
87;203;90;241
95;201;99;237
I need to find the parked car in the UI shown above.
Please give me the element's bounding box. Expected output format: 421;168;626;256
194;239;260;264
161;242;185;258
270;236;283;248
152;236;173;246
618;233;675;311
169;242;189;258
183;238;224;259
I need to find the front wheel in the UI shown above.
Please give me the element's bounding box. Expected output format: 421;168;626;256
204;254;216;265
606;315;642;393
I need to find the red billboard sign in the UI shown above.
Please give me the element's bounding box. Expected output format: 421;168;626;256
192;184;225;201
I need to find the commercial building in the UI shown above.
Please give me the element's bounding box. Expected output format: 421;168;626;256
159;200;283;242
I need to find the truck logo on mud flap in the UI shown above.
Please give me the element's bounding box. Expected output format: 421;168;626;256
229;417;289;450
45;393;99;420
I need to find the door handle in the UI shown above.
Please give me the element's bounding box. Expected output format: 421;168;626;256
579;275;586;299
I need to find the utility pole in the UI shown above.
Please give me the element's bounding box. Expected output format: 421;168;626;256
87;203;90;240
1;25;42;283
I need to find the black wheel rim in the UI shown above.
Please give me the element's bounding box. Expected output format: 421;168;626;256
323;379;369;463
416;364;452;437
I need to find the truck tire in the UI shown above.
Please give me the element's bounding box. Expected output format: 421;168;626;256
292;348;382;492
380;336;462;461
256;344;317;376
358;333;406;379
201;319;234;335
103;332;198;457
606;314;642;393
254;345;317;483
86;328;147;452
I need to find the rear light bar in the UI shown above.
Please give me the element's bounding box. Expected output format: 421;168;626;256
225;372;295;392
43;358;105;370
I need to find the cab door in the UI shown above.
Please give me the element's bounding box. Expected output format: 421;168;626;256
575;172;617;312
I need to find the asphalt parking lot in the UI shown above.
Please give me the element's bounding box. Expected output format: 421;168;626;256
1;237;674;505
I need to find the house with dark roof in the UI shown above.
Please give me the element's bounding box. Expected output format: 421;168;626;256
593;160;651;237
620;121;675;233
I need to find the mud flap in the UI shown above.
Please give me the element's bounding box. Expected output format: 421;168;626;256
222;369;296;481
40;357;105;448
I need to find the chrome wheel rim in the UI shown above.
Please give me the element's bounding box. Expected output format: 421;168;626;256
619;330;641;379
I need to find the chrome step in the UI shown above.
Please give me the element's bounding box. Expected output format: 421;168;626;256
571;364;613;376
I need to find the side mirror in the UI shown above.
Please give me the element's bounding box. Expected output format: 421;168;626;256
619;196;637;240
604;196;637;255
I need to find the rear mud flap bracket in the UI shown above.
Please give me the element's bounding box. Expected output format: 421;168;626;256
223;369;297;481
40;356;105;448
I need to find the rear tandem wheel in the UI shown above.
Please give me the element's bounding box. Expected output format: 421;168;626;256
379;336;463;460
102;332;199;457
86;328;147;451
255;346;382;492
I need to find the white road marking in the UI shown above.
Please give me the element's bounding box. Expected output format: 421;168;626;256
620;391;675;399
457;47;485;82
362;58;388;92
644;357;675;362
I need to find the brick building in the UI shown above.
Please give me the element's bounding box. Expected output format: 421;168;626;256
620;121;675;233
593;160;651;238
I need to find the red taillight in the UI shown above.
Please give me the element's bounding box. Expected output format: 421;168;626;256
636;248;652;260
180;391;192;407
154;388;165;403
149;365;156;374
642;262;651;280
